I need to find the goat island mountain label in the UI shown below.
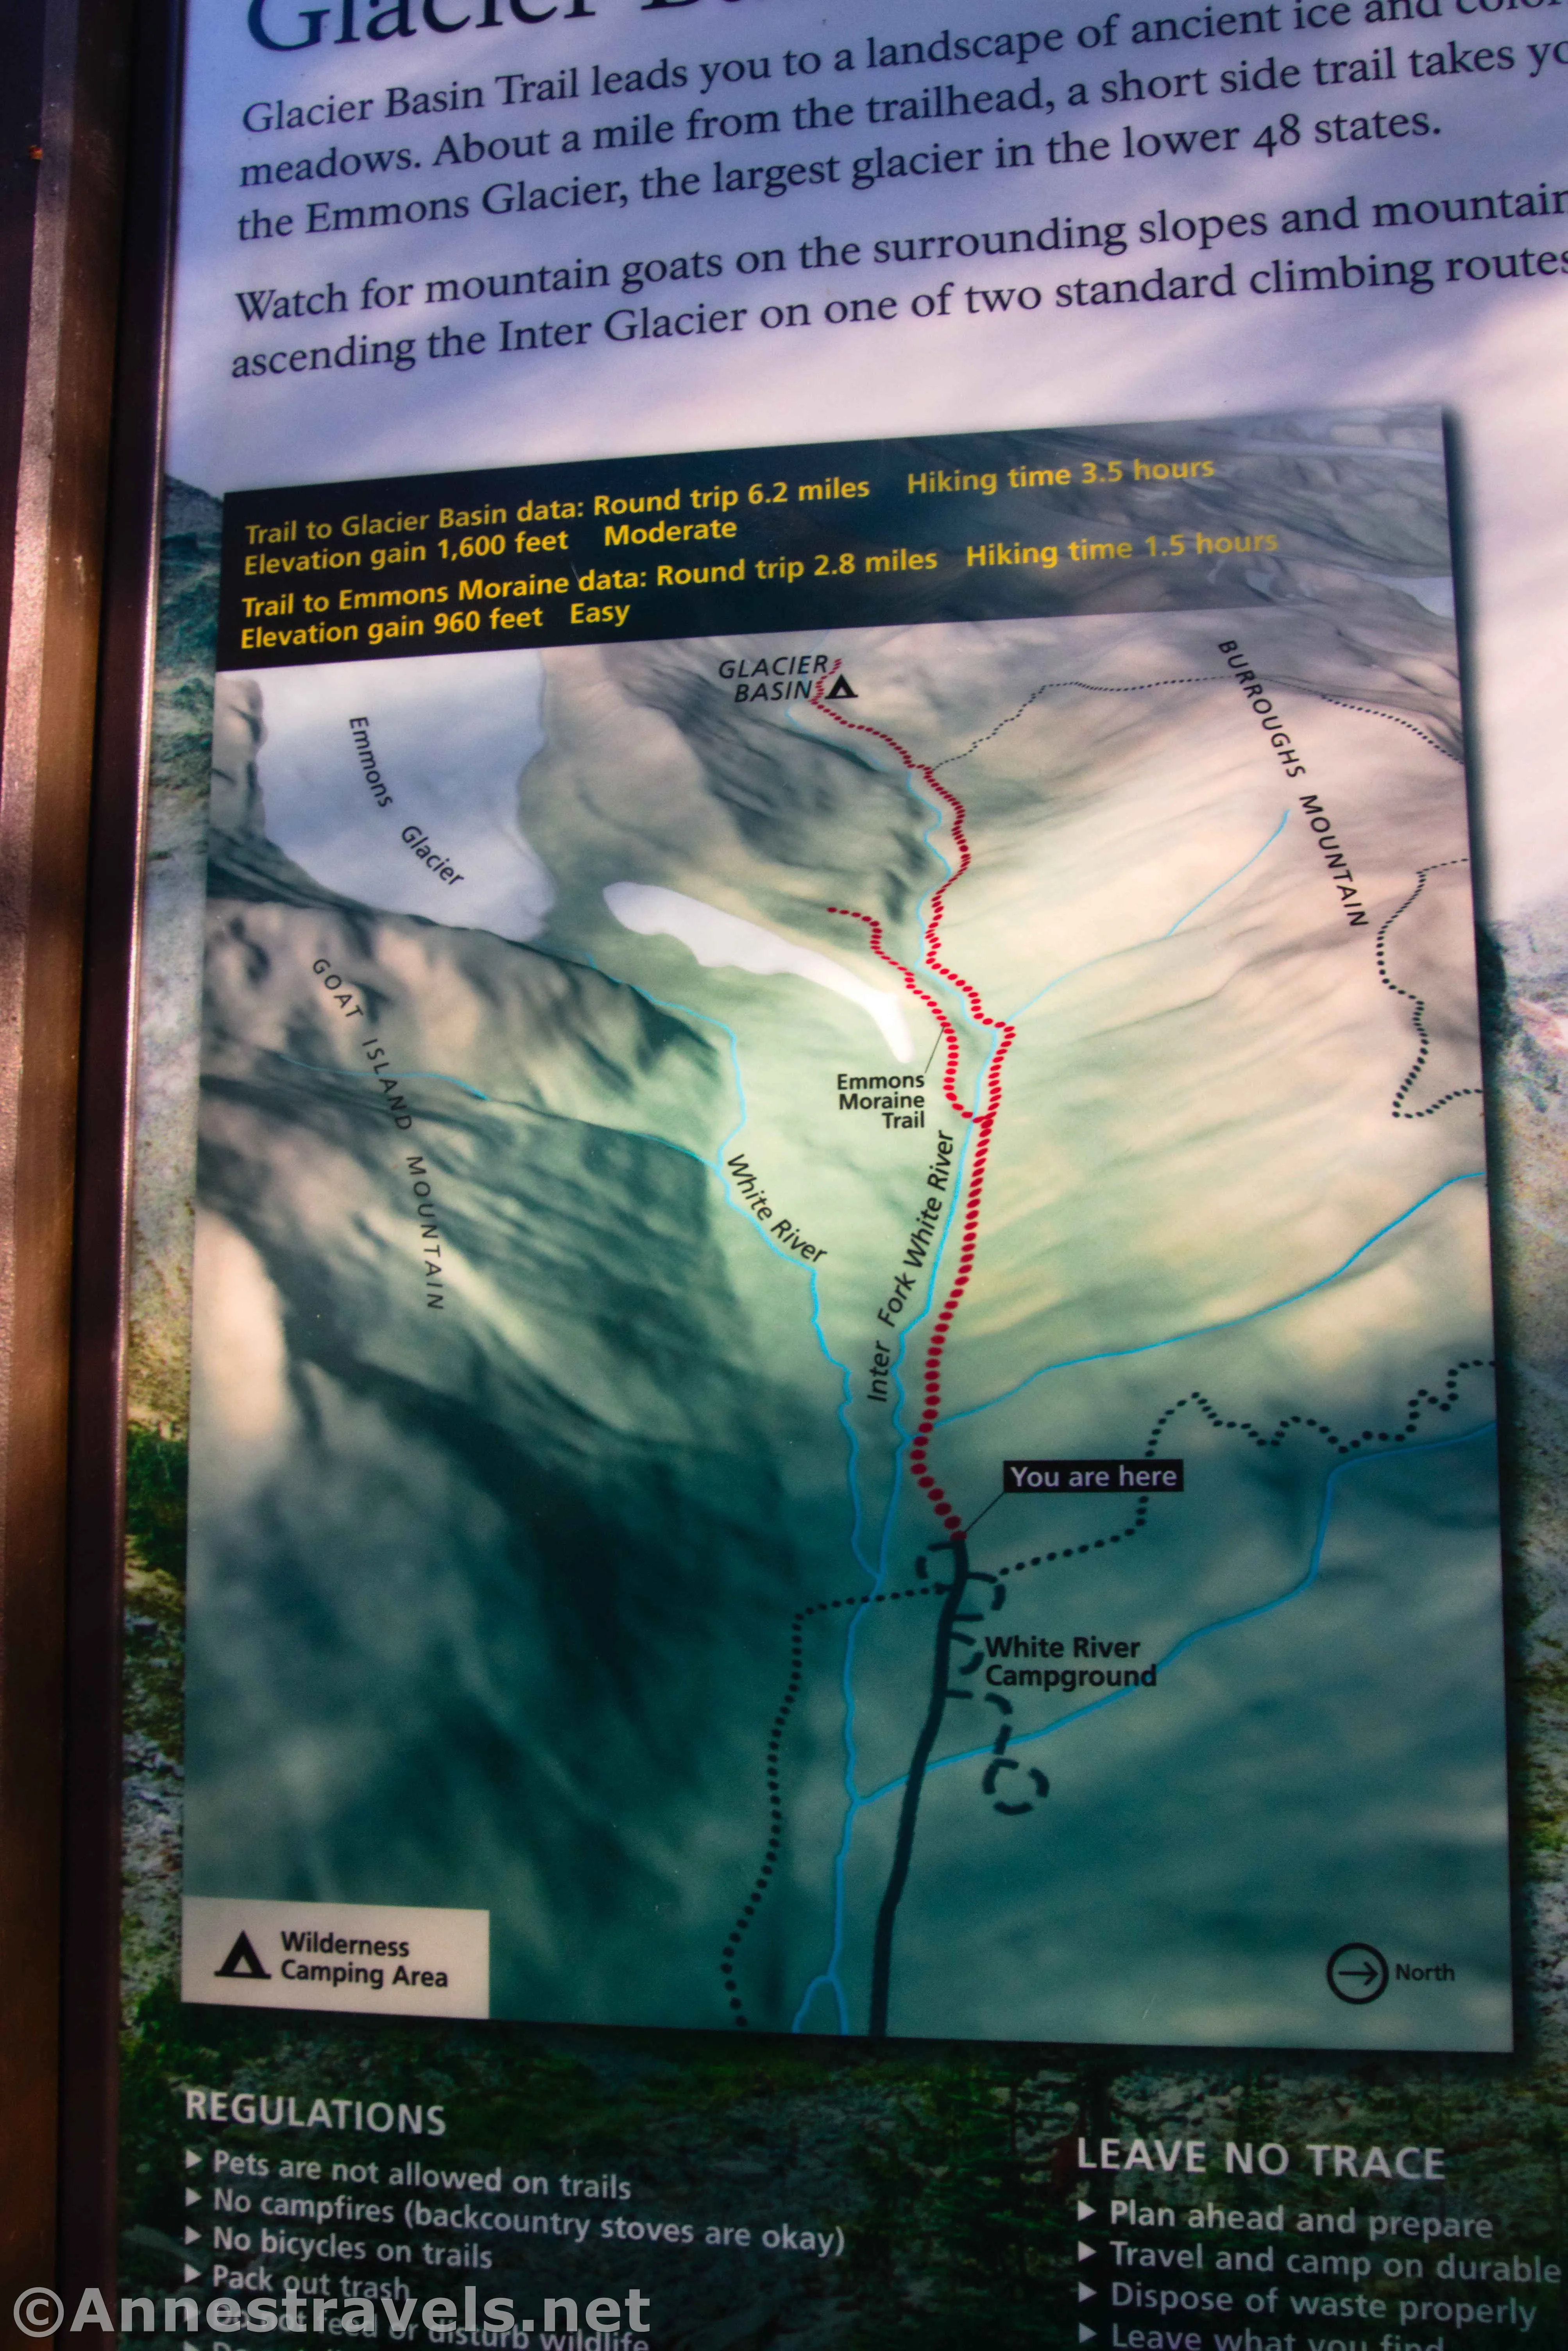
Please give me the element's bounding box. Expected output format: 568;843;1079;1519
183;410;1505;2046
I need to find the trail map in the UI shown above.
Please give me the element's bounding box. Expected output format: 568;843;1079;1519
183;411;1509;2048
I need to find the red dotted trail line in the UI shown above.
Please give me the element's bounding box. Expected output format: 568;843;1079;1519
813;669;1016;1534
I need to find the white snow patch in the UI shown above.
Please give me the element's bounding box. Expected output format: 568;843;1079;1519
602;882;914;1061
248;650;555;941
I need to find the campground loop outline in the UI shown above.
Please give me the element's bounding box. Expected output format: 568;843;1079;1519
727;1359;1492;2029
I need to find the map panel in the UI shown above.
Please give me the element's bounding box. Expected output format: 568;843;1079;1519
183;410;1508;2048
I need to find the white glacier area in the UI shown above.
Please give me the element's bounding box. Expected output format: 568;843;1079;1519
602;880;915;1062
252;649;555;942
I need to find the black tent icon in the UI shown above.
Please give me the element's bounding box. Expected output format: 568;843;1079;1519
214;1930;272;1981
824;674;858;700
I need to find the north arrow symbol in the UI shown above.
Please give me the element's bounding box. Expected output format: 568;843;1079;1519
1326;1942;1389;2004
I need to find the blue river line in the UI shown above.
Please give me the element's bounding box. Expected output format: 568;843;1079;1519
580;962;873;1585
1165;806;1290;934
791;806;1328;2030
791;713;1021;2034
1011;807;1289;1022
278;778;1427;2041
791;1046;992;2036
789;680;978;1038
786;796;1449;2031
796;1417;1495;2033
857;1418;1496;1806
536;953;877;1578
942;1171;1487;1431
791;1175;1488;2032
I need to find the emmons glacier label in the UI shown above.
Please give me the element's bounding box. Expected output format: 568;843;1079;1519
185;408;1509;2050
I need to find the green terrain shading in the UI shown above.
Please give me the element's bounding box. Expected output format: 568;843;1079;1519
181;417;1508;2046
116;472;1568;2347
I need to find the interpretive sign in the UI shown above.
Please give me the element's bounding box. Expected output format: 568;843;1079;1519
180;410;1505;2050
94;0;1568;2340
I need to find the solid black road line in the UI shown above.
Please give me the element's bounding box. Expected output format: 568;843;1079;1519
718;1569;945;2026
867;1531;970;2038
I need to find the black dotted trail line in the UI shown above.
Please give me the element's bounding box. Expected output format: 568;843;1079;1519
720;1487;1160;2025
717;1568;946;2026
1298;688;1459;761
988;1496;1154;1577
936;673;1457;771
1149;1357;1492;1461
1375;860;1483;1120
936;677;1224;767
719;1354;1491;2025
973;1360;1493;1840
